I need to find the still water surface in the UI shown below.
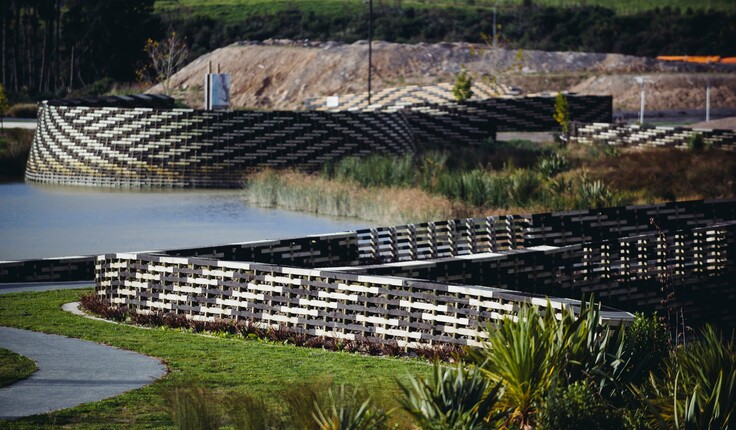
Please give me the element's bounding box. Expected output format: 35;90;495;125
0;182;366;261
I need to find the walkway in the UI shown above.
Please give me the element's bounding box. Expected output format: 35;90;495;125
0;283;166;420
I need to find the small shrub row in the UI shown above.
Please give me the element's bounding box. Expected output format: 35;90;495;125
80;294;465;361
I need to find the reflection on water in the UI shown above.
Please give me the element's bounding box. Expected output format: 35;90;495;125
0;182;366;260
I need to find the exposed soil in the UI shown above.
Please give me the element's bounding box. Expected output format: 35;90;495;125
688;116;736;130
152;39;736;112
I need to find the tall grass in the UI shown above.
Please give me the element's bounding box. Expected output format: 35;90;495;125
244;140;736;223
243;169;466;224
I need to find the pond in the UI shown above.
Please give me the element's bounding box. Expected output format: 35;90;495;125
0;182;367;261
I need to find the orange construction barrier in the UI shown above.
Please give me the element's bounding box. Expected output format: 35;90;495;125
657;55;721;63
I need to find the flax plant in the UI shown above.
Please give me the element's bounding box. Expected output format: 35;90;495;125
468;299;628;429
399;362;504;430
645;325;735;430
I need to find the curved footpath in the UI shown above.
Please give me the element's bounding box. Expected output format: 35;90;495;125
0;283;167;420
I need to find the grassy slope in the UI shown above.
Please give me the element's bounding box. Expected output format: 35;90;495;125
154;0;736;23
0;348;37;388
0;289;430;429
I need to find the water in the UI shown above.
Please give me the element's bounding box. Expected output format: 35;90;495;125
0;182;367;261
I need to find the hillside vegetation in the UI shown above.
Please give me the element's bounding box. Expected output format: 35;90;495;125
155;0;736;22
3;0;735;103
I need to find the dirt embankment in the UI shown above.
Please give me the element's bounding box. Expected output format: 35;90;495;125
153;39;736;112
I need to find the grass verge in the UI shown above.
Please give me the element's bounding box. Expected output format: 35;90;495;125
0;347;37;388
0;289;431;429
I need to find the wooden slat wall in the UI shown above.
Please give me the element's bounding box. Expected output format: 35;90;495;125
95;252;633;347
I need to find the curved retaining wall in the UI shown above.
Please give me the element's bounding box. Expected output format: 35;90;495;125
25;103;415;188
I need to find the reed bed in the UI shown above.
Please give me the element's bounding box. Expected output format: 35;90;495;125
242;141;734;223
242;169;468;224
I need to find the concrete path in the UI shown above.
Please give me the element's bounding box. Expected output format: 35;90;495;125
0;282;167;420
0;281;93;295
0;327;166;420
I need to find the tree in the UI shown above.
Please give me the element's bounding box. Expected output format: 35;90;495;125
0;83;8;132
554;92;570;145
140;32;190;95
452;67;473;102
63;0;160;88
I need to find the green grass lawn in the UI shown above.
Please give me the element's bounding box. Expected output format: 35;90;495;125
0;347;37;388
154;0;735;23
0;289;431;429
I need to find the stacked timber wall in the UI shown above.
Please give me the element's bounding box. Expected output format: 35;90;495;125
87;199;736;343
572;123;736;150
25;92;612;188
303;82;520;111
95;252;630;348
25;104;415;188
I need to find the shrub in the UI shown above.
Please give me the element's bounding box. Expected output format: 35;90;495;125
645;325;735;430
540;381;625;430
623;313;670;385
79;293;128;322
467;299;628;429
313;384;389;430
452;67;473;102
6;103;38;119
687;133;706;152
399;362;504;430
537;152;569;177
509;168;543;206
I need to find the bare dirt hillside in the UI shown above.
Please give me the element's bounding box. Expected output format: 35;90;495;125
152;39;736;112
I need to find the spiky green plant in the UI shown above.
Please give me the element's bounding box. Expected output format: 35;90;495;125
398;362;504;430
312;384;389;430
468;299;629;428
645;325;735;430
469;304;559;428
537;152;570;177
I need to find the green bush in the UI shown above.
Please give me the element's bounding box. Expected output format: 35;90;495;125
537;152;570;177
540;381;625;430
687;133;707;152
399;362;504;430
313;385;389;430
452;67;473;102
6;103;38;119
646;325;735;430
623;313;670;385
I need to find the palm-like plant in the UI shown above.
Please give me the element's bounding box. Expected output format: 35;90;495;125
645;325;735;430
468;299;628;429
312;384;389;430
468;304;559;428
399;362;504;430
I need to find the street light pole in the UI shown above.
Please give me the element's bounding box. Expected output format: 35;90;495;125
368;0;373;107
